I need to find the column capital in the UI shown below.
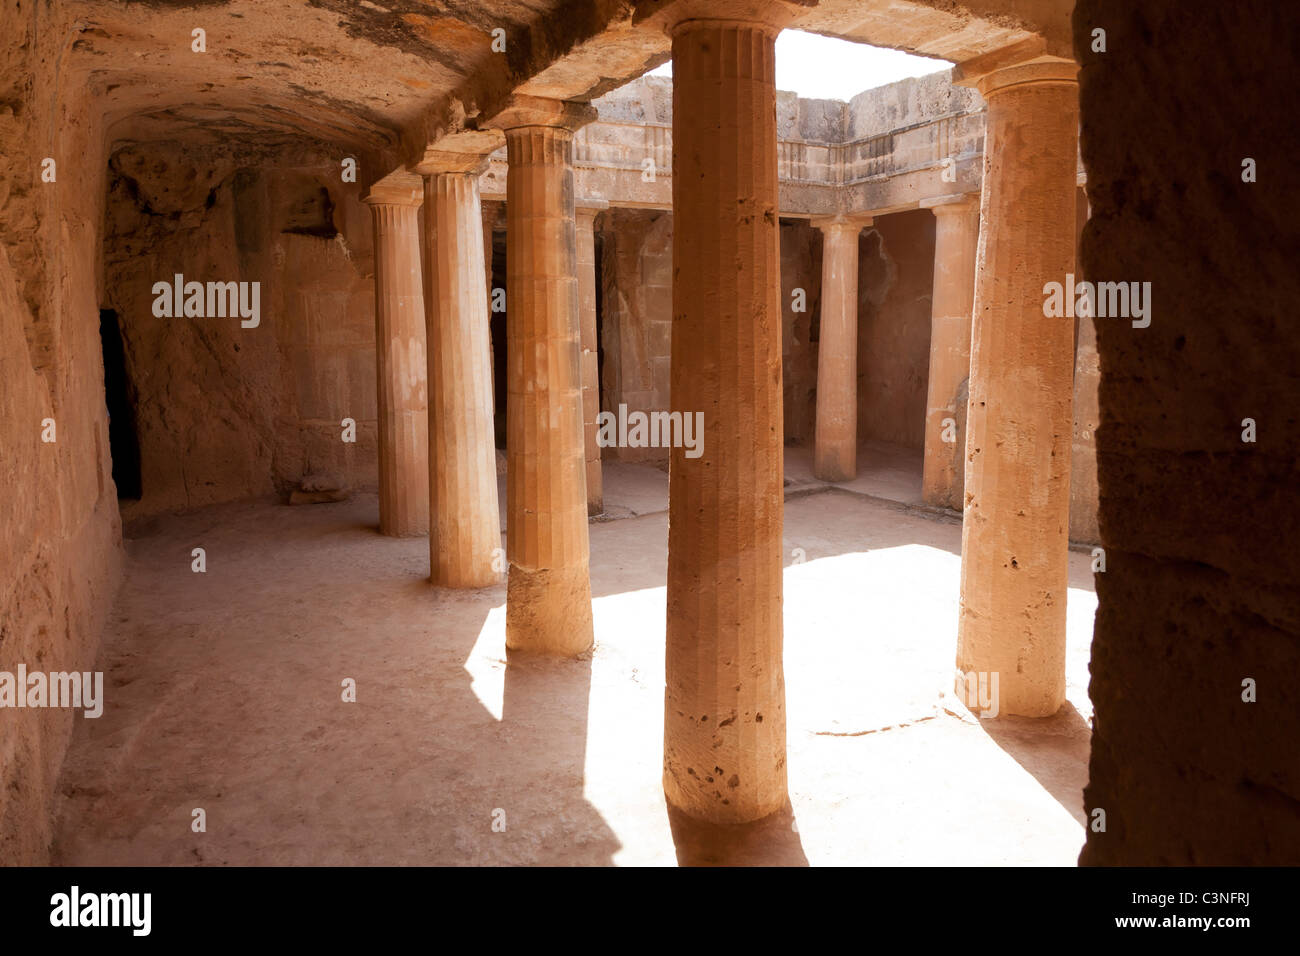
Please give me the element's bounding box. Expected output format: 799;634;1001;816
920;193;980;215
412;129;503;176
414;153;492;177
575;199;609;223
486;94;597;133
810;214;872;234
363;171;423;206
640;0;803;36
952;41;1078;98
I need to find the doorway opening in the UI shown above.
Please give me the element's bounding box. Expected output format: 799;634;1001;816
98;308;142;500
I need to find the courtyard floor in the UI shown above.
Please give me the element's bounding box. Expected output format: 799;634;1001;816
52;443;1097;865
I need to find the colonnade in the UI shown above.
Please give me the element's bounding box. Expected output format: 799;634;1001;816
364;6;1082;823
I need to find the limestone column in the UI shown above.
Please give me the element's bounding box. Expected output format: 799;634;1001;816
811;216;868;482
495;97;597;656
1070;185;1100;543
482;203;495;299
481;202;499;405
364;182;430;537
419;159;501;587
660;1;796;824
920;194;980;510
953;55;1079;717
576;202;607;516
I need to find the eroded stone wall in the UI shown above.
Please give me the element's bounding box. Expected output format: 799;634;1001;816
856;211;936;450
598;207;672;462
101;144;380;520
1078;0;1300;864
781;220;821;445
0;0;123;864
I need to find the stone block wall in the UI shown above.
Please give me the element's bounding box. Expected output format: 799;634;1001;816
598;209;824;460
781;220;822;445
856;210;937;450
0;0;124;863
598;208;673;461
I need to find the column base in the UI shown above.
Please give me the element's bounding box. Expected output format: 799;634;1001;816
813;447;856;483
505;564;594;656
663;760;787;826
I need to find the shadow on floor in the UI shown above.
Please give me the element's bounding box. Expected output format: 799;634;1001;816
52;497;621;865
666;800;809;866
978;701;1093;826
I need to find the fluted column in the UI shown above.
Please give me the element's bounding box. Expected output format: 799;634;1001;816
1070;185;1100;543
421;165;501;587
954;55;1079;717
920;194;980;509
661;2;795;824
576;203;606;516
364;183;430;537
811;216;868;482
496;96;598;656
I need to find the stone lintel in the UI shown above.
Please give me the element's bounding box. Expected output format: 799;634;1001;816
575;198;610;216
412;129;504;175
485;94;598;132
364;170;423;206
415;151;492;177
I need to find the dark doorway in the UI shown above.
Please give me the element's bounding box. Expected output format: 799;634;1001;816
99;308;142;499
490;229;508;448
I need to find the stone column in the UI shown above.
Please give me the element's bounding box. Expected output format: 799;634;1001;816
364;182;430;537
1070;184;1100;543
496;96;598;656
482;204;495;299
576;202;606;516
920;194;980;510
810;216;868;482
419;159;501;587
953;55;1079;717
660;1;795;824
481;204;497;402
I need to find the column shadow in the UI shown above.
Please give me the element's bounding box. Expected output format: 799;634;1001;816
499;648;622;865
666;800;809;866
977;702;1093;826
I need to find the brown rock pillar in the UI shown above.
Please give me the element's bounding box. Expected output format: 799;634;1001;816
421;164;501;587
811;216;867;482
954;55;1079;717
920;194;980;509
661;3;795;824
576;203;606;516
364;183;430;537
497;97;597;656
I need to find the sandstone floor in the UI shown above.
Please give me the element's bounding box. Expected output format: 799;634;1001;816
51;443;1097;866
